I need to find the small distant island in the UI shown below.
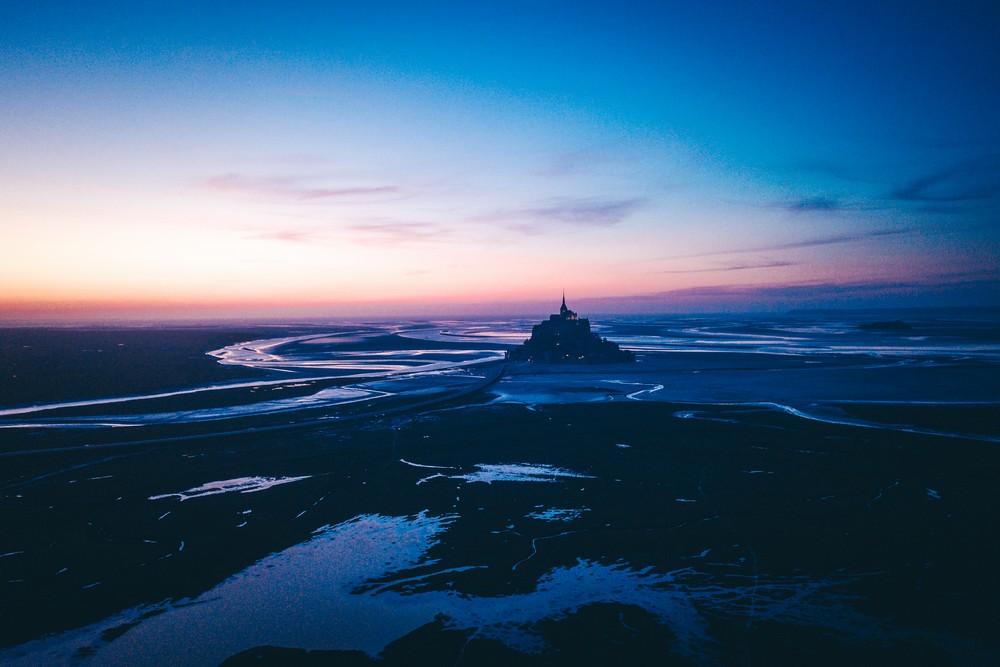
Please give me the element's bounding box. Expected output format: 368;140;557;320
506;294;635;364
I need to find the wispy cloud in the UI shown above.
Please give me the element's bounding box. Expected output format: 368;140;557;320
785;196;841;212
658;261;796;274
563;272;999;315
251;229;321;243
202;173;402;201
775;195;888;214
653;228;909;262
345;221;451;245
617;273;1000;307
247;219;452;247
479;197;646;231
890;155;1000;203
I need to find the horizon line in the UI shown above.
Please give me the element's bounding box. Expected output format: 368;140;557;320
3;304;999;329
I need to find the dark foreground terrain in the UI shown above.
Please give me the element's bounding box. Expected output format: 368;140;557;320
1;317;999;665
3;399;999;665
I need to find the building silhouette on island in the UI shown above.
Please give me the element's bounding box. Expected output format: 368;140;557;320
505;293;635;364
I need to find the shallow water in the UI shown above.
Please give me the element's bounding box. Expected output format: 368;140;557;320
1;311;998;664
2;313;996;437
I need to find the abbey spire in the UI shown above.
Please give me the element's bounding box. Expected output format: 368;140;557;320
559;292;577;320
505;294;634;363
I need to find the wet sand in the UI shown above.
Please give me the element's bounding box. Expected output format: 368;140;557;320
3;399;1000;665
1;318;999;665
0;328;270;405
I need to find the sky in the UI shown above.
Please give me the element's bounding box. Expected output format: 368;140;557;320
1;1;998;320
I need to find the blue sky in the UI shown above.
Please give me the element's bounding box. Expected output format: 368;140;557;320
1;1;998;318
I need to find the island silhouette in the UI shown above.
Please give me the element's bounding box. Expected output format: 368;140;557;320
506;293;635;363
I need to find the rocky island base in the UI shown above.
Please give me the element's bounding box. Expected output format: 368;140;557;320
506;295;634;364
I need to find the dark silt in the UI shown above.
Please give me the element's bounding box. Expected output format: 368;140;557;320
1;310;998;665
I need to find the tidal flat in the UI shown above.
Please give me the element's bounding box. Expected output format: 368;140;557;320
1;313;999;665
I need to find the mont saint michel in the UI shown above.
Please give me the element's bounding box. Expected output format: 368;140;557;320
505;295;635;364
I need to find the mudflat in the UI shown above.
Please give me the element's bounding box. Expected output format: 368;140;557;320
1;315;998;665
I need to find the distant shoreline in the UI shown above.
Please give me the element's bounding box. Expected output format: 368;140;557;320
2;304;998;329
